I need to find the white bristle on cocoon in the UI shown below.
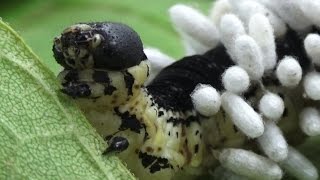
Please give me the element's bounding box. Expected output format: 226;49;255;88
169;4;220;51
232;0;287;37
218;148;283;180
259;0;312;31
221;92;264;138
259;92;284;121
249;14;277;71
234;35;264;80
209;0;232;25
303;72;320;100
191;84;221;117
298;0;320;27
299;107;320;136
257;121;288;162
219;14;246;61
280;147;319;180
222;66;250;94
276;56;302;87
304;34;320;67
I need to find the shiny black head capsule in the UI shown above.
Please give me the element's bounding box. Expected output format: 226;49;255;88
53;22;147;70
103;136;129;155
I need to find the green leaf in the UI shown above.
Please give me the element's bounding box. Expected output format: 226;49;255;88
0;20;135;179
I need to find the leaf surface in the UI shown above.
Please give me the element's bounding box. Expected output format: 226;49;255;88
0;20;135;180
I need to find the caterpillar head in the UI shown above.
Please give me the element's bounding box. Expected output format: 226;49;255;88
53;22;147;70
53;22;150;108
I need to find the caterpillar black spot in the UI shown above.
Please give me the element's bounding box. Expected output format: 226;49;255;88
53;1;320;179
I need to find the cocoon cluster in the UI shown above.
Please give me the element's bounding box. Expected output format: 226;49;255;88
168;0;320;179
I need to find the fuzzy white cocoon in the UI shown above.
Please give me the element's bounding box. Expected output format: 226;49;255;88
304;34;320;67
276;56;302;87
144;48;174;68
218;148;283;180
257;121;288;162
259;92;284;121
219;14;245;60
280;147;319;180
260;0;312;31
209;0;232;25
234;35;264;80
169;4;219;52
304;72;320;100
299;107;320;136
233;0;287;37
298;0;320;27
249;14;277;71
222;66;250;94
191;84;221;117
221;92;264;138
211;166;248;180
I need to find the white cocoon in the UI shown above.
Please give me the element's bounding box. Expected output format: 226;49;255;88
298;0;320;27
222;66;250;94
280;147;319;180
209;0;232;25
249;14;277;71
211;166;248;180
219;14;246;61
233;0;287;37
261;0;312;31
304;72;320;100
299;107;320;136
169;4;220;49
259;92;284;121
144;47;174;70
191;84;221;117
221;92;264;138
276;56;302;87
234;35;264;80
304;34;320;67
257;121;288;162
218;148;283;180
180;32;212;54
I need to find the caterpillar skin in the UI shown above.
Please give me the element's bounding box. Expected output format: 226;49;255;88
53;22;311;179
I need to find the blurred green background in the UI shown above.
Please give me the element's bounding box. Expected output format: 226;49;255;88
1;0;212;74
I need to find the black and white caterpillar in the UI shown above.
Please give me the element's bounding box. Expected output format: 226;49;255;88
52;0;320;179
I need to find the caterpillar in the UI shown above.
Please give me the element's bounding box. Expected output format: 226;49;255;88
52;0;320;180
